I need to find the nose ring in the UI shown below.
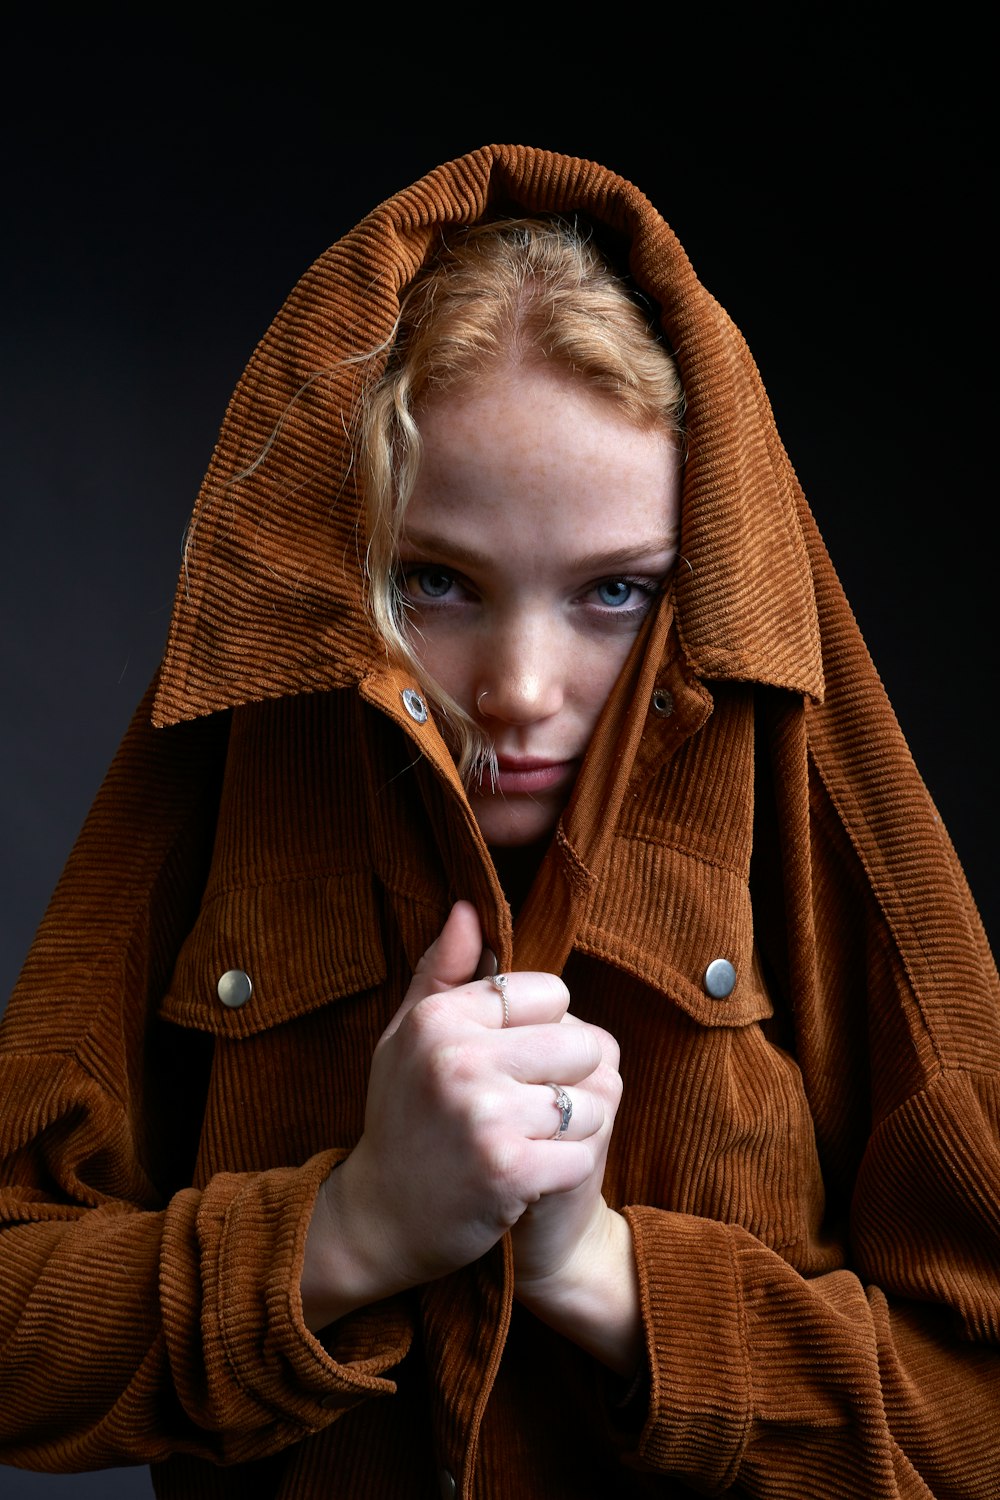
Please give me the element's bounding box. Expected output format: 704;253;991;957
477;689;489;713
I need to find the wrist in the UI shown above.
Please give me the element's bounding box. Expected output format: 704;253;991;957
514;1204;642;1377
300;1151;407;1332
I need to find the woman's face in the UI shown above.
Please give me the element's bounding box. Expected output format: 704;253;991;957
399;365;681;848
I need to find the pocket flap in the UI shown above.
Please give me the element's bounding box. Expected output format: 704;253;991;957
577;839;773;1028
160;871;386;1038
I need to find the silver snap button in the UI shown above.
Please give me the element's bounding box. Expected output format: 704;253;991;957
217;969;253;1008
401;688;428;724
651;688;674;717
703;958;736;999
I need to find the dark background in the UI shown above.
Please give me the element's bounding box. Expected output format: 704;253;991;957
1;12;994;1495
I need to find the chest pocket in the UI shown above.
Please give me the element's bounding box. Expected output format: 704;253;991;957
576;837;771;1029
158;870;400;1179
153;690;465;1175
160;869;387;1040
158;690;399;1040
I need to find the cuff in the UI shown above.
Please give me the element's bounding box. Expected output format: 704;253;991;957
622;1207;751;1488
162;1150;413;1461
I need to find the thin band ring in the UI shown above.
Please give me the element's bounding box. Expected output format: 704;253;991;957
489;971;510;1028
546;1083;573;1139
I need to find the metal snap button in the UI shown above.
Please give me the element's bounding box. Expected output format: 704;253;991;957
401;688;428;723
651;688;674;717
217;969;253;1009
703;958;736;999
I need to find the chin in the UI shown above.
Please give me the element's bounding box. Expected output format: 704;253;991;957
469;796;560;850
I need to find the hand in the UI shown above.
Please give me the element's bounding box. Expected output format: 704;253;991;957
509;1019;642;1376
510;1012;621;1286
301;902;608;1329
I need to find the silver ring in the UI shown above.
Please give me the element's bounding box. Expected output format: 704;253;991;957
477;689;489;712
490;972;509;1028
547;1083;572;1139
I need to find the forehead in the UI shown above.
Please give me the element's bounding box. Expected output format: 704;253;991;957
406;365;681;551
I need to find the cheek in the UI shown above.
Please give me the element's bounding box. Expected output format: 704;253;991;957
408;628;472;703
574;639;636;721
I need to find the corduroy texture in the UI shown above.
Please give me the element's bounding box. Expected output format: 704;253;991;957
1;146;998;1497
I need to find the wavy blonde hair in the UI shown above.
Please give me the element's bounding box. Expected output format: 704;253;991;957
359;216;685;780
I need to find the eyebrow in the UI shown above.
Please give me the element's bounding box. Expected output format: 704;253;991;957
399;528;679;574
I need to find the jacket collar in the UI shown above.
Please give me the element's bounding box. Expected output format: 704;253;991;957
151;144;824;731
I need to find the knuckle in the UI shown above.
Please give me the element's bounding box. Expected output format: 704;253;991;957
579;1030;605;1071
413;990;457;1030
485;1137;534;1206
424;1035;475;1095
533;971;570;1008
591;1022;620;1062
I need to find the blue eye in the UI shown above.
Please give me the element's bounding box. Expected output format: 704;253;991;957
596;579;634;608
414;568;454;599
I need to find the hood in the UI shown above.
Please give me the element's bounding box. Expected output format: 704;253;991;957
151;144;825;730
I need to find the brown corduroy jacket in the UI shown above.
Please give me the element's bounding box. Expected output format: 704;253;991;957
1;146;998;1499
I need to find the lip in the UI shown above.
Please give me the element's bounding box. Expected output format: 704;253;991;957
486;756;579;796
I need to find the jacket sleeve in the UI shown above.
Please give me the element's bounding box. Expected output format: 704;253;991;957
616;766;1000;1498
622;1063;1000;1496
0;685;412;1471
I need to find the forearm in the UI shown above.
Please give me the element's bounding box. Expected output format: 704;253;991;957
0;1120;409;1469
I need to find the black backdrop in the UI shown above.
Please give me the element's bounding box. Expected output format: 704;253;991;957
1;12;994;1496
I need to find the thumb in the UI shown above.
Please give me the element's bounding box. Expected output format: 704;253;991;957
382;902;484;1037
412;900;484;994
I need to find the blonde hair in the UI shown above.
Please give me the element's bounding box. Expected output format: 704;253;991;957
359;216;685;780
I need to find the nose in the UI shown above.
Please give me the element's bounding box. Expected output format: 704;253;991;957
474;616;565;727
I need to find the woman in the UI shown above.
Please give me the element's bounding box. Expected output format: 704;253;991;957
301;217;684;1379
1;145;997;1498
